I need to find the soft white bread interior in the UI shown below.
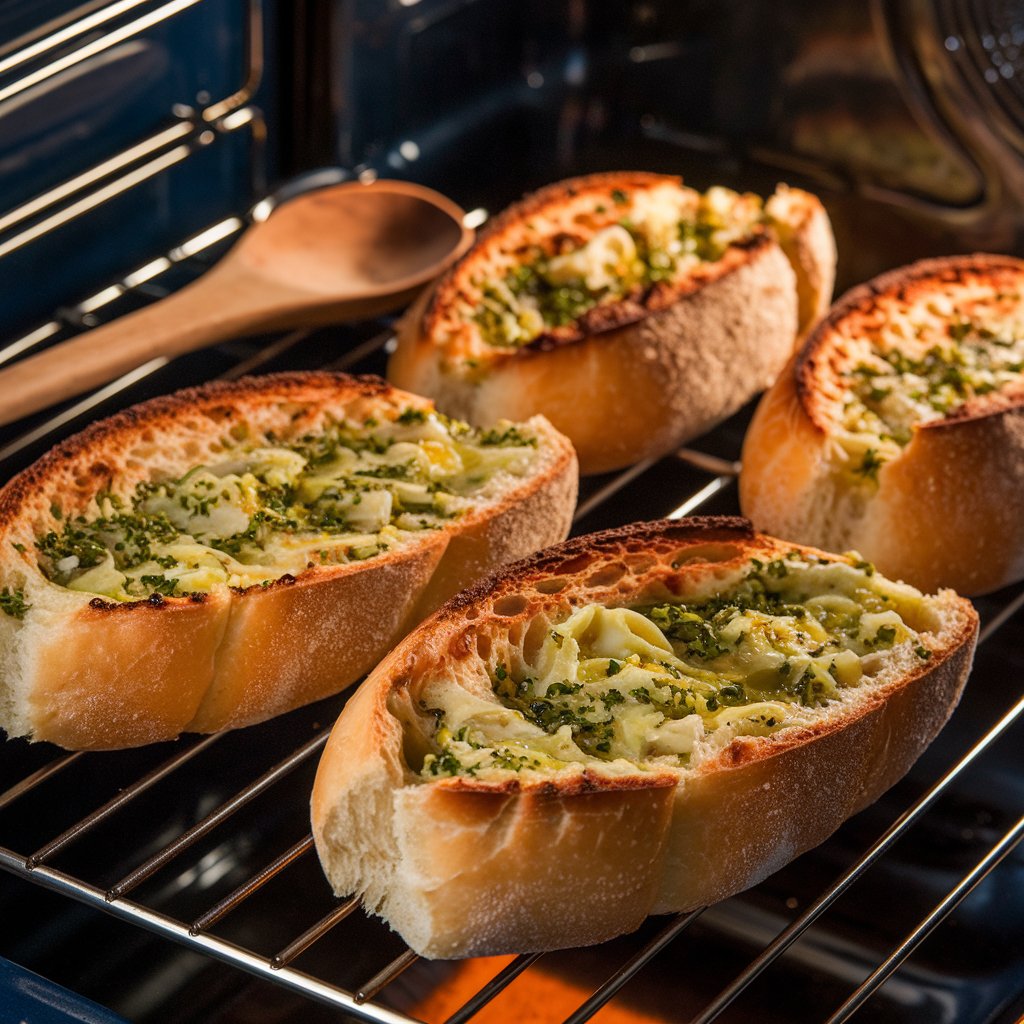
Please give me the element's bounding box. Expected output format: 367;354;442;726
388;173;836;474
740;253;1024;595
311;517;976;958
0;372;577;749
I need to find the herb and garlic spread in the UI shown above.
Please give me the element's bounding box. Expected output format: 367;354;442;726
416;555;938;780
833;291;1024;483
461;184;768;355
33;409;539;603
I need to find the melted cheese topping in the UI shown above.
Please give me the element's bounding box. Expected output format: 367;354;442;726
416;555;939;780
37;410;541;601
829;286;1024;482
449;184;767;361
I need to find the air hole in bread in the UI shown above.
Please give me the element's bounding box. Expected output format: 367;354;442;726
554;554;593;575
625;555;657;575
522;615;550;664
492;594;528;617
586;562;627;587
476;634;492;661
671;544;743;567
534;577;568;594
390;690;433;773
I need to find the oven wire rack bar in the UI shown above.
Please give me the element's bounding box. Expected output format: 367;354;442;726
0;210;1022;1024
686;690;1024;1024
826;812;1024;1024
0;848;417;1024
189;835;316;936
1;554;1019;1024
27;734;223;868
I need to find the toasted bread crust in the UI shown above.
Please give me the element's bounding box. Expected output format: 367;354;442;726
0;372;578;749
796;254;1024;430
765;183;837;335
0;374;379;526
388;173;836;474
311;518;976;957
422;172;682;347
741;254;1024;594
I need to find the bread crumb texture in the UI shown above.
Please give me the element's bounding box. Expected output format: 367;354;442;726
741;254;1024;594
389;173;835;473
311;517;977;957
0;372;577;748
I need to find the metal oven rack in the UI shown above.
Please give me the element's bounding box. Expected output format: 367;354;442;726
1;200;1023;1024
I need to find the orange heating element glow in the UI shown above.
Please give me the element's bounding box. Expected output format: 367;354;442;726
409;955;672;1024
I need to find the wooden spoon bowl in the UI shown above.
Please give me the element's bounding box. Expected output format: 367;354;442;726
248;184;469;296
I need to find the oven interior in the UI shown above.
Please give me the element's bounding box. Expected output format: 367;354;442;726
1;2;1023;1022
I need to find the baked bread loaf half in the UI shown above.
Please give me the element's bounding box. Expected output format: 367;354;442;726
387;172;836;474
0;372;577;750
740;254;1024;595
311;517;976;958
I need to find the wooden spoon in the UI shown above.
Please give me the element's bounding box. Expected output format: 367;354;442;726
0;179;474;427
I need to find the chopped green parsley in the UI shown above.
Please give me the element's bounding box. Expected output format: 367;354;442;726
35;410;539;602
471;185;767;349
419;554;927;778
0;586;30;619
839;319;1024;480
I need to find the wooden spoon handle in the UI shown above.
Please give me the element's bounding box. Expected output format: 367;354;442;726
0;270;280;428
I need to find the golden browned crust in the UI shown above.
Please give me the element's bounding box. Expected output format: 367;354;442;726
0;373;386;529
765;183;837;335
741;254;1024;594
394;240;798;474
310;518;977;957
0;372;578;749
388;174;836;475
796;254;1024;430
422;172;682;345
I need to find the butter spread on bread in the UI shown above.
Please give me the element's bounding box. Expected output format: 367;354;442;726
389;172;836;474
833;293;1023;479
311;518;976;958
0;372;577;749
740;254;1024;594
36;411;546;601
416;556;937;779
447;184;769;360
